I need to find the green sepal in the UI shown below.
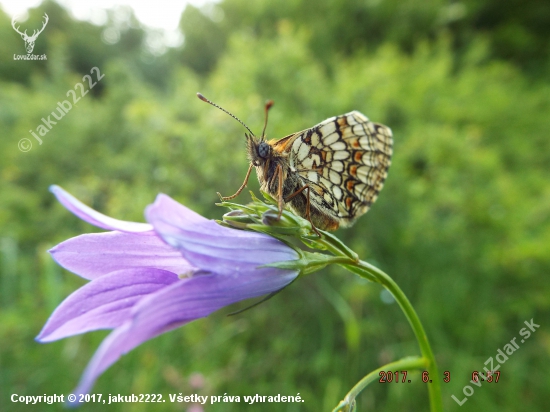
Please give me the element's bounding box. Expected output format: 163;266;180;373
262;251;355;276
216;201;257;213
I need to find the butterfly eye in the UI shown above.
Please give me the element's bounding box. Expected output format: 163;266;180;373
258;142;270;159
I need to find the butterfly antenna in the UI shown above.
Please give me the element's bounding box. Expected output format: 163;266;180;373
197;93;255;136
260;100;274;142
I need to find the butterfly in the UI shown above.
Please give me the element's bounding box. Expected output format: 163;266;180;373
197;93;393;234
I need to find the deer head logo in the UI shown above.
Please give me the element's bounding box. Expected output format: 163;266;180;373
12;13;49;54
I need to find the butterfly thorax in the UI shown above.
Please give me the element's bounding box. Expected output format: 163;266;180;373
246;133;290;193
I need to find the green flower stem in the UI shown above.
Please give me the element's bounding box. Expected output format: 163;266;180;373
332;356;427;412
340;263;378;283
315;230;360;262
342;259;443;412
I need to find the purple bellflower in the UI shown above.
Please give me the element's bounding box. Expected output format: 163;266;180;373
37;186;300;399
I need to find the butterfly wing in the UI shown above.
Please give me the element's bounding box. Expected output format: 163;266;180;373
273;111;393;227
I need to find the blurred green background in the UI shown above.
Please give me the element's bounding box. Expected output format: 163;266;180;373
1;0;549;411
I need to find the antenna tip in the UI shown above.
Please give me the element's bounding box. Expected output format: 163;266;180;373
266;100;274;110
197;93;208;102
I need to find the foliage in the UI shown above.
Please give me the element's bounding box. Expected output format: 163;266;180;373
182;0;550;76
0;0;549;411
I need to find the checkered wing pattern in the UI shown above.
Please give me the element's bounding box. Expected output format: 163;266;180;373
275;111;393;227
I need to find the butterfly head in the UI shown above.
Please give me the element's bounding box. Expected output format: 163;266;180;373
246;134;272;167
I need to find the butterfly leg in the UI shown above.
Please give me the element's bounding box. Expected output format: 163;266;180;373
284;184;321;237
217;163;254;201
275;163;285;219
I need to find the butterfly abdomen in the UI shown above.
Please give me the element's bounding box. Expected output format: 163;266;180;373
257;155;340;231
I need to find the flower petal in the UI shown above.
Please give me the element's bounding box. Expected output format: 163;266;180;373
49;230;194;280
69;267;298;399
36;268;179;342
50;185;153;232
145;194;299;274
